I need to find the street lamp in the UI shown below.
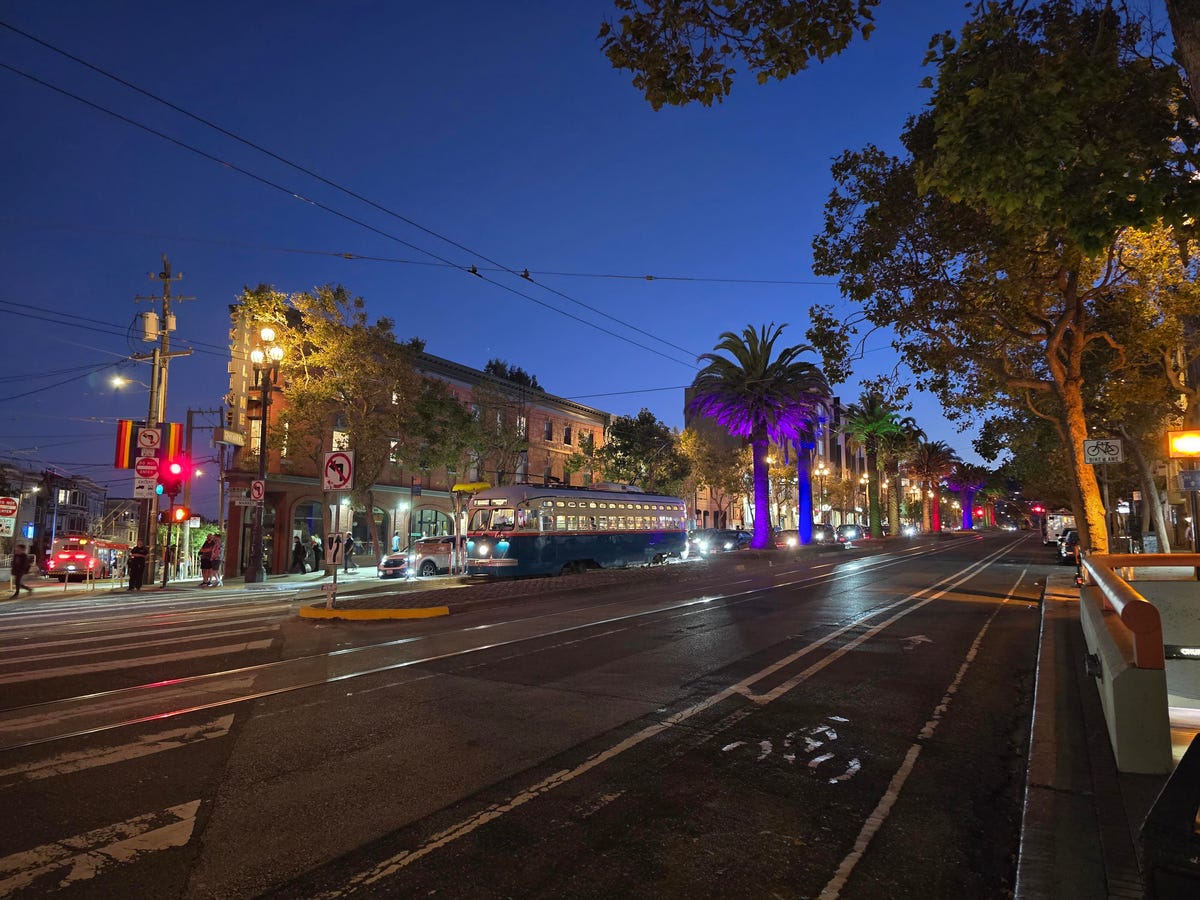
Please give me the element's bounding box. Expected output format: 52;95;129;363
814;462;830;522
245;326;284;584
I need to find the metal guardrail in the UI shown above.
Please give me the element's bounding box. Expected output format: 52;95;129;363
1079;553;1184;670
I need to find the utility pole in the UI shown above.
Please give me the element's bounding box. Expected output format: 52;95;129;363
131;255;193;581
184;407;222;580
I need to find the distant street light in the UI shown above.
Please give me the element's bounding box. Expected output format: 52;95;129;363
244;326;285;584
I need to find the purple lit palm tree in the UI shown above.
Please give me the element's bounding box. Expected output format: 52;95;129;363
945;462;990;530
689;324;829;549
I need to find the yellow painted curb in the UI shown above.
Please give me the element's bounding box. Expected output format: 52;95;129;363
299;604;450;620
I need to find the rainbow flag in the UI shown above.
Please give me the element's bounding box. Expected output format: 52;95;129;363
114;421;186;468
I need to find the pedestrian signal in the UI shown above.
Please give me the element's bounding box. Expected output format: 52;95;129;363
170;505;190;524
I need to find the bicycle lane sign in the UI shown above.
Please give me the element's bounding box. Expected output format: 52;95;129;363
1083;439;1123;465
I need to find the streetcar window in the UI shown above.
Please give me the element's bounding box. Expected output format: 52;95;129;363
516;509;533;529
540;514;554;531
556;515;568;530
598;516;609;529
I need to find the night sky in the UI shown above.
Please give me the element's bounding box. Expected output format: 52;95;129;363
1;1;984;517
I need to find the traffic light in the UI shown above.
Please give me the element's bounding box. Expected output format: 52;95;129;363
170;505;190;524
157;455;192;499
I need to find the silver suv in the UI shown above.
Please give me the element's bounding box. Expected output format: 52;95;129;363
408;535;465;577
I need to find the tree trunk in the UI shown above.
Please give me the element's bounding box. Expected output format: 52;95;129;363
1166;0;1200;117
794;440;814;544
866;451;883;538
1059;392;1108;553
931;486;942;533
751;434;772;548
1121;426;1172;553
888;458;902;535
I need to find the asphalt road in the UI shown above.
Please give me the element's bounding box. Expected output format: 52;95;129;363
0;531;1053;898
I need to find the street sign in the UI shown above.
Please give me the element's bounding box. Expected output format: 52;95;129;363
234;498;263;507
249;480;265;501
323;451;355;491
135;457;159;479
0;497;17;518
137;428;162;450
1179;470;1200;492
133;478;157;499
1083;439;1123;465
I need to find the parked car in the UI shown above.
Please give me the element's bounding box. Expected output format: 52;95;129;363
409;535;466;576
901;523;919;537
1057;529;1081;565
836;524;863;543
813;523;836;543
775;525;835;548
690;529;752;554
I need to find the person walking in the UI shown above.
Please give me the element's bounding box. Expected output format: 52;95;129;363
312;535;324;573
343;531;357;573
9;543;34;598
391;530;402;553
128;543;149;591
198;534;216;586
290;536;308;573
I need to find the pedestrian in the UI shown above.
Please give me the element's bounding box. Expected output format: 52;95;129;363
199;534;216;586
391;530;402;553
9;542;34;598
343;531;357;572
312;535;324;573
209;534;224;587
290;536;308;573
128;543;149;591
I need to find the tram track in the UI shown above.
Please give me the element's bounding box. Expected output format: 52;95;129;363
0;537;984;753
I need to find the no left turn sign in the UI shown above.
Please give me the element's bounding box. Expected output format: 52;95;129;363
323;451;355;491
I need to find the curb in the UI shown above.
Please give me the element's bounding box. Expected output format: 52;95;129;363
298;604;450;621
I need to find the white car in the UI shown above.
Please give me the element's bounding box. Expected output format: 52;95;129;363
408;535;466;577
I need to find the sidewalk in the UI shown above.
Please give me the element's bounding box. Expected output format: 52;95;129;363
1017;573;1173;898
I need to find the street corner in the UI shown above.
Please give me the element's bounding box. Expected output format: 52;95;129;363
298;603;450;621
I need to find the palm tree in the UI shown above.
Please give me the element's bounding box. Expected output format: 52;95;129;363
908;440;959;533
843;393;904;539
945;462;990;529
689;324;829;549
880;416;924;536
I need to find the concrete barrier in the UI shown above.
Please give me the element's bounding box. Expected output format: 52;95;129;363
1080;554;1173;775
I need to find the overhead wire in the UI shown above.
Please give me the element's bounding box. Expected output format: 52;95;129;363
0;24;703;366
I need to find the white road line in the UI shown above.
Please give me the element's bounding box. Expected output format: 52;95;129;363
1;627;274;666
323;545;1020;897
818;566;1028;898
0;614;285;653
0;800;201;893
0;640;274;686
0;715;234;788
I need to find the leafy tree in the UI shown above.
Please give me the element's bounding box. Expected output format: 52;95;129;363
908;440;958;533
483;359;543;391
280;285;424;559
678;427;750;528
595;409;691;495
600;0;1200;122
688;324;829;548
842;392;904;538
563;431;599;485
470;380;532;486
808;2;1197;553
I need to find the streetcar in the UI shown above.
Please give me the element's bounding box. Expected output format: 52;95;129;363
46;535;128;582
465;482;688;577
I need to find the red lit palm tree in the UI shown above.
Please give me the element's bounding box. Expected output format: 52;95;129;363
908;440;959;533
689;324;828;549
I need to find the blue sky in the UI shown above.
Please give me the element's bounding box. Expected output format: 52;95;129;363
1;1;983;517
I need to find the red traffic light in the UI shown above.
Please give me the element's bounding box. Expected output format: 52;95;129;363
157;454;192;499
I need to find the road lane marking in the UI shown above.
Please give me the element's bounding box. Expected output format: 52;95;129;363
0;641;273;685
2;628;274;666
0;800;200;893
0;715;234;788
323;544;1021;896
818;566;1028;898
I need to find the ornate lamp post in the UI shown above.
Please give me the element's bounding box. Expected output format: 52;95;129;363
815;462;830;522
245;326;284;584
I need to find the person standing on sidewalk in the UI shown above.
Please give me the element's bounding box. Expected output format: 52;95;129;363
198;534;216;586
128;543;148;591
343;531;357;572
290;536;308;573
9;543;33;598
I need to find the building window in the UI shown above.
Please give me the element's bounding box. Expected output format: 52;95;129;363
517;415;527;437
544;420;553;441
544;464;553;485
563;425;572;446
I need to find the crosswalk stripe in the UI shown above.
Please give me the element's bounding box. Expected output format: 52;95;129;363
0;640;274;686
0;800;201;893
1;627;272;667
0;715;234;788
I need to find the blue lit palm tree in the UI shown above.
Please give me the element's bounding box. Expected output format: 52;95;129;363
689;324;829;549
